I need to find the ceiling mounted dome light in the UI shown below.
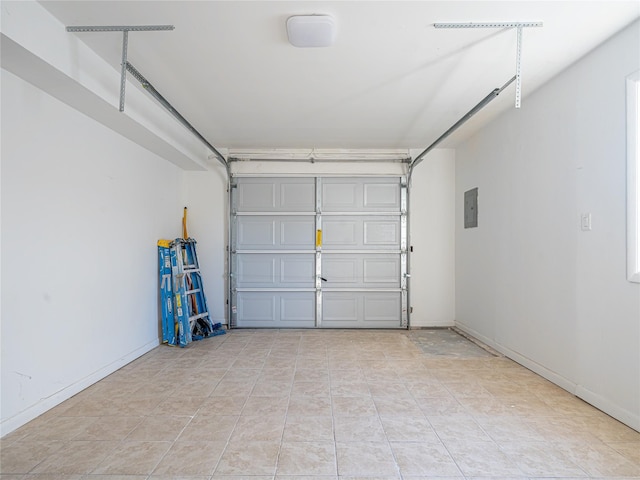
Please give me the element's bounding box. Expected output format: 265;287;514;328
286;15;336;47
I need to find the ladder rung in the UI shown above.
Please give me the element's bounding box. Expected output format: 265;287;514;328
189;312;209;321
184;268;200;273
186;289;201;295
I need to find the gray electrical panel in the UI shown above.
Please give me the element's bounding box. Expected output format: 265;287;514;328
464;187;478;228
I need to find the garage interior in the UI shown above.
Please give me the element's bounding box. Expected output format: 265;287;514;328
1;0;639;476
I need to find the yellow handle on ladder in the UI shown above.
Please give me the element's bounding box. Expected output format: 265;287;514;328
182;206;188;239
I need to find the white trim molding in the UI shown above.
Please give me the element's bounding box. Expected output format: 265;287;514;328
627;70;640;283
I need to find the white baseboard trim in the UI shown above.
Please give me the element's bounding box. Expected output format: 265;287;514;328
1;338;160;437
455;322;577;393
409;321;455;328
576;385;640;432
455;322;639;432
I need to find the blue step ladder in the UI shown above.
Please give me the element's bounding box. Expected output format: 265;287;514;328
158;240;176;345
158;238;224;347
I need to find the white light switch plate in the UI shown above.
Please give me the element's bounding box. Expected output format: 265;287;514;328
581;213;592;231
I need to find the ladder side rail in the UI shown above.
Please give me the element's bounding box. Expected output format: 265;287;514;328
158;244;177;345
170;240;192;346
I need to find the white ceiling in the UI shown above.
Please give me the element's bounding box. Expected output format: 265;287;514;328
41;1;639;152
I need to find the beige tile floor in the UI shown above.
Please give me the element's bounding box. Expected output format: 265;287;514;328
2;328;639;479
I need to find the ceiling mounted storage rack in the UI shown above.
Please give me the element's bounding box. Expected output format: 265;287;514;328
66;24;227;168
407;21;543;180
433;22;543;108
65;25;174;112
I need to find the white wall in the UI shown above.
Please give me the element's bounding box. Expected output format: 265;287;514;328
409;149;456;326
0;69;183;435
455;20;640;430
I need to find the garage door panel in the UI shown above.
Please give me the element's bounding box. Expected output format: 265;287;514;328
237;293;277;324
322;292;400;328
364;294;402;322
280;294;315;325
238;182;276;210
364;183;400;209
237;254;314;288
323;254;400;288
323;293;359;323
280;181;315;210
322;182;358;210
232;176;406;329
280;256;315;286
237;256;276;286
281;218;316;247
363;257;400;284
323;256;358;284
323;219;358;247
237;216;314;249
363;220;400;245
236;178;315;212
238;218;276;247
322;178;400;212
323;216;400;250
237;292;315;328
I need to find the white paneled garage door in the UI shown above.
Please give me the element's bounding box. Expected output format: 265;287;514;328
230;176;408;328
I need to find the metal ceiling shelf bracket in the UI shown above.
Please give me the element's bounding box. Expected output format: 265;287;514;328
433;21;542;108
66;25;175;111
434;22;542;29
515;25;524;108
66;24;226;168
65;25;175;32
